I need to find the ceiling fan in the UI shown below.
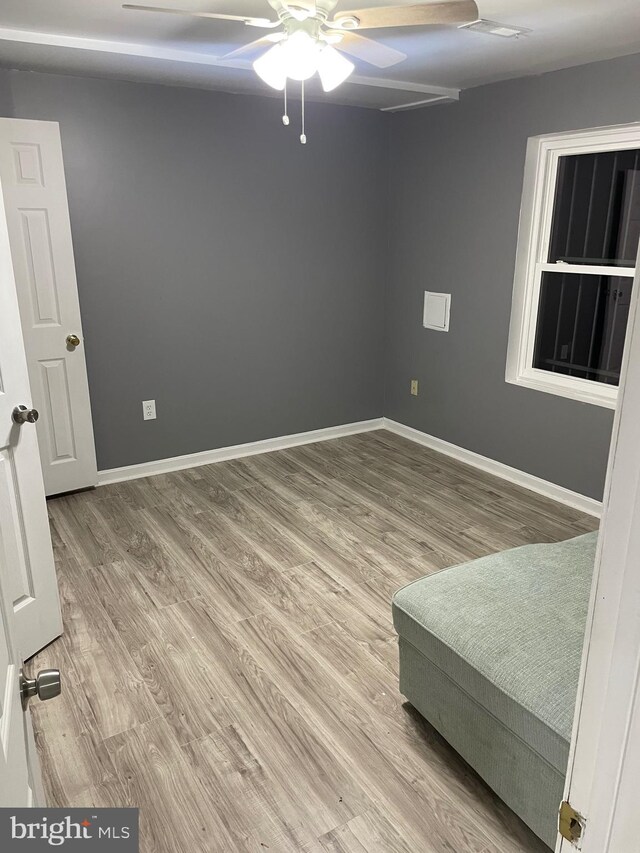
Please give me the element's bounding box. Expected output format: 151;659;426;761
123;0;478;141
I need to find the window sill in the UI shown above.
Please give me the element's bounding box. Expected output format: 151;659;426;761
506;370;618;409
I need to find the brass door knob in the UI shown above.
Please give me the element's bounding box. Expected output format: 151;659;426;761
66;334;80;348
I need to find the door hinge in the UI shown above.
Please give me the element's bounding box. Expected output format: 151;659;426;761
559;800;585;845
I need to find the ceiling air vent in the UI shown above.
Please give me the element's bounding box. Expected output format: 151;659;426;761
459;19;531;38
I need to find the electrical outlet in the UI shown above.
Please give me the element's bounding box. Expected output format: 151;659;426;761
410;379;418;396
142;400;156;420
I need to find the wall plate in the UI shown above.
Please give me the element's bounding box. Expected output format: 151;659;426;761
423;291;451;332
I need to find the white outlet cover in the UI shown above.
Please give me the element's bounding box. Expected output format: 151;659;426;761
142;399;156;420
423;291;451;332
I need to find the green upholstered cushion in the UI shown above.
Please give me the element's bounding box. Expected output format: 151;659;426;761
398;637;565;849
392;532;597;772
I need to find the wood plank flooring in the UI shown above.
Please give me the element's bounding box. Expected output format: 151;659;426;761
31;430;598;853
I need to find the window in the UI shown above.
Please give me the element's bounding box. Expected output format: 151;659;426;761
506;124;640;408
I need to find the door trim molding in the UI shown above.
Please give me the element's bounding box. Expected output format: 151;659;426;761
97;418;385;485
382;418;602;517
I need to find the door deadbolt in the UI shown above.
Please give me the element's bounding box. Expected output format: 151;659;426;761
20;667;61;710
12;405;39;425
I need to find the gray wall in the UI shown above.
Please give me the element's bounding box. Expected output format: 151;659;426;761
3;54;638;495
4;71;389;470
385;53;640;500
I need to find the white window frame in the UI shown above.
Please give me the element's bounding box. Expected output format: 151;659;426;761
506;122;640;409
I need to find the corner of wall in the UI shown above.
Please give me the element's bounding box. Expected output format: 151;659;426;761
0;68;15;118
381;110;394;417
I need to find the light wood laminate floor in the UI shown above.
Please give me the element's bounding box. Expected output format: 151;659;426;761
31;430;598;853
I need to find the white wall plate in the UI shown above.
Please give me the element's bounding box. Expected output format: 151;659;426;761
423;291;451;331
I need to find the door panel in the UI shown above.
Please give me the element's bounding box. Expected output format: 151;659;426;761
0;118;97;496
40;358;77;462
0;603;30;806
0;172;62;662
0;448;37;608
20;208;62;326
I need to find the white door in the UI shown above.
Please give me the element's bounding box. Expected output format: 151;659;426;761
0;175;62;661
0;118;97;497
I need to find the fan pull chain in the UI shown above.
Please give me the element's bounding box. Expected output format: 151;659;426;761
300;79;307;144
282;80;289;126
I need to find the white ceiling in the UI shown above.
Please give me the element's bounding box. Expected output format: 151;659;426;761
1;0;639;110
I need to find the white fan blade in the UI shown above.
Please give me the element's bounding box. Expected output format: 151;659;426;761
122;5;280;28
331;1;478;30
223;33;285;60
334;31;406;68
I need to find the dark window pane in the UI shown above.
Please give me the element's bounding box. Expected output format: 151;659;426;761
533;272;632;385
548;149;640;267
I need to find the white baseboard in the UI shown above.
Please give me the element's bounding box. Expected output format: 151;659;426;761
97;418;384;486
98;414;602;518
382;418;602;517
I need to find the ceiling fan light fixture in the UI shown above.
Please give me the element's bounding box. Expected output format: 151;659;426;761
317;45;355;92
280;30;321;81
253;44;287;90
286;4;313;21
321;32;344;45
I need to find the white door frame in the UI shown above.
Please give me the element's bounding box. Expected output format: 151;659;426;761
558;250;640;851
